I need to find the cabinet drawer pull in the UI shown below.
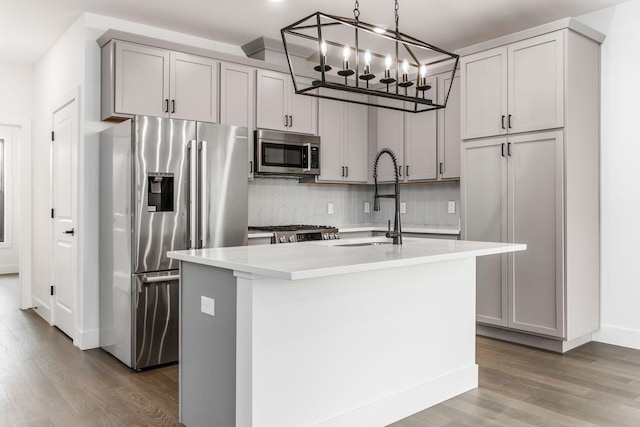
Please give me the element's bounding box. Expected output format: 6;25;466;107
284;115;288;127
507;142;512;156
171;99;175;114
501;143;505;157
249;161;253;174
508;114;512;129
345;166;348;177
342;166;345;177
289;115;293;127
398;165;402;177
501;115;505;130
439;162;444;175
406;165;409;177
164;99;169;113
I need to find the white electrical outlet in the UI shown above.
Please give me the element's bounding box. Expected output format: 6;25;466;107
201;296;215;317
448;201;456;214
364;202;370;214
400;202;407;214
328;202;334;215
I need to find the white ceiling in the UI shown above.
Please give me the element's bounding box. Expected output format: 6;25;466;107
0;0;629;66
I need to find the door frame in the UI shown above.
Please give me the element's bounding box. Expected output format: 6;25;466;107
0;116;31;310
49;87;80;342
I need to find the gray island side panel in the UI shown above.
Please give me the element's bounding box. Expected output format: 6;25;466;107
180;262;237;427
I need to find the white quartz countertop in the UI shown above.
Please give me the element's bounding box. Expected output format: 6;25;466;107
168;237;525;281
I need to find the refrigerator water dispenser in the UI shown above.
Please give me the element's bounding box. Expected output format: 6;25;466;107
148;172;174;212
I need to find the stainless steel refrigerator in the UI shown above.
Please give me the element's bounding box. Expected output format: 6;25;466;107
99;116;248;370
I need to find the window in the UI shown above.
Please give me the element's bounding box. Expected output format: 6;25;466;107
0;138;4;243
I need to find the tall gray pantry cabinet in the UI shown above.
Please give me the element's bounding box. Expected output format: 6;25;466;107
460;20;602;352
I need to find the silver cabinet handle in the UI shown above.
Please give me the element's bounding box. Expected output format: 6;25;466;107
143;274;180;283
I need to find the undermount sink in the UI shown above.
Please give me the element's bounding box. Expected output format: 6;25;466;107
335;242;394;247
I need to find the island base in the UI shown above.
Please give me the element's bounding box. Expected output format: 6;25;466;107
180;257;479;427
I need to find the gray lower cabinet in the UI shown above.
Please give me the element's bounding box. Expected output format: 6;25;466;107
463;131;564;337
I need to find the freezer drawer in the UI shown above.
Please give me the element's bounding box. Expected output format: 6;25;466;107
133;272;179;370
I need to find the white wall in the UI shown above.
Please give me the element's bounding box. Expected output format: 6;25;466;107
577;1;640;350
0;62;33;307
32;16;85;332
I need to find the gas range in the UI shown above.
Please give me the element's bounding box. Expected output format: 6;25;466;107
248;225;340;244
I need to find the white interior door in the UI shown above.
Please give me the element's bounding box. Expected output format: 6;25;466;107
51;97;78;339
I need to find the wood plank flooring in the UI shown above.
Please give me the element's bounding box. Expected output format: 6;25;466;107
2;275;640;426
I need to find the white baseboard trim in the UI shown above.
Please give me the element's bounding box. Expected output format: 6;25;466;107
75;328;100;350
31;296;51;323
0;264;19;274
593;325;640;350
316;365;478;427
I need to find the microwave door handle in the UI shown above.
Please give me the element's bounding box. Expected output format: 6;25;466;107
303;143;311;172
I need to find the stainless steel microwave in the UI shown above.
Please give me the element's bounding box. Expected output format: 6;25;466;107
254;129;320;176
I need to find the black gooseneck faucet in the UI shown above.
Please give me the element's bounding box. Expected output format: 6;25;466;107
373;148;402;245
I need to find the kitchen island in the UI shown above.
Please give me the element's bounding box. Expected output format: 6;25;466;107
168;237;525;427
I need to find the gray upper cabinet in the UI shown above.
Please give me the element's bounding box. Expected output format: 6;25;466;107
103;41;218;122
437;71;461;180
220;62;255;179
460;32;564;139
256;70;317;135
317;93;368;183
404;78;438;182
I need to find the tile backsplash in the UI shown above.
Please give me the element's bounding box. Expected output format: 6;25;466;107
248;177;460;227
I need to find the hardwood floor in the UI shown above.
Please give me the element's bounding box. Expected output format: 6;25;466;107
2;275;640;426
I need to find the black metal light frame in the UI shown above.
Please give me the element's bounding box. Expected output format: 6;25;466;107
281;11;459;113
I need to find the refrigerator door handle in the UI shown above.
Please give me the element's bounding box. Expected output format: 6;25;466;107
188;140;198;249
142;274;180;284
198;140;207;249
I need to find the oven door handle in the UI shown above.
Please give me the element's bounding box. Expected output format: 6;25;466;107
143;274;180;284
303;143;311;172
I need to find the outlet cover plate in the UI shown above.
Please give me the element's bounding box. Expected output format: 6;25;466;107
201;296;215;317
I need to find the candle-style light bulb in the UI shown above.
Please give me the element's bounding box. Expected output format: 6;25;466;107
343;45;351;61
420;64;427;78
385;55;393;71
402;59;409;75
364;49;372;67
321;40;327;56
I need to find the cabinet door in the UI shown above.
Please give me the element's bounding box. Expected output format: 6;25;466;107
460;46;507;139
220;62;255;178
404;78;437;181
343;94;369;182
375;98;404;182
462;138;508;326
288;78;317;135
115;41;170;117
438;72;461;179
508;32;564;134
508;131;564;337
317;97;345;182
170;52;218;122
256;70;287;131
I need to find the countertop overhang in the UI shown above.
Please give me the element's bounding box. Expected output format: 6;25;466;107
168;237;525;281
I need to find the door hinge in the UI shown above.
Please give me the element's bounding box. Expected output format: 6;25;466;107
51;131;55;141
50;285;54;296
51;208;55;219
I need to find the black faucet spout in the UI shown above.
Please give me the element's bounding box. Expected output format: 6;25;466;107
372;148;402;245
